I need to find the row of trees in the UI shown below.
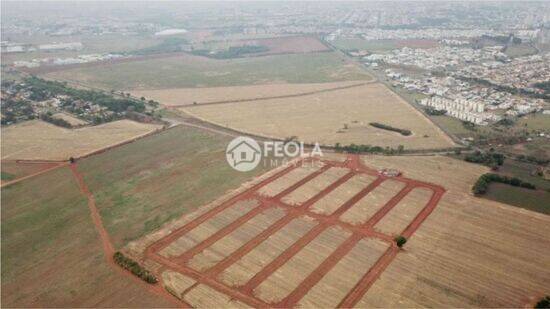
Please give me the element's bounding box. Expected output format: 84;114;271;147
25;77;146;113
472;173;536;195
113;252;158;284
424;107;447;116
191;45;269;59
334;143;405;155
465;151;505;168
369;122;412;136
40;113;72;128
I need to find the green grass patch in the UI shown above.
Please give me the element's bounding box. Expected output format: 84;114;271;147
484;182;550;215
1;171;15;181
1;167;173;307
44;51;372;90
78;125;278;248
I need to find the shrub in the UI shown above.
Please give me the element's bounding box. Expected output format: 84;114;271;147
472;173;536;195
535;296;550;309
394;235;407;248
113;251;158;284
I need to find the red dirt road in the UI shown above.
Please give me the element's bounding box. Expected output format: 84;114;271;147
69;163;185;308
144;155;446;308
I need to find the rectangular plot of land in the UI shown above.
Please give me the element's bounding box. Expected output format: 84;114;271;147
160;199;259;258
161;270;197;299
183;284;249;308
374;187;434;235
281;167;350;206
298;238;390;308
188;207;286;271
310;174;378;216
253;226;351;303
257;164;323;197
219;216;317;287
340;179;406;225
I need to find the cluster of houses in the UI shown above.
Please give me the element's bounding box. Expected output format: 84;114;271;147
457;53;550;93
1;41;83;53
12;53;126;68
384;69;547;125
1;82;115;125
419;96;492;125
364;46;504;71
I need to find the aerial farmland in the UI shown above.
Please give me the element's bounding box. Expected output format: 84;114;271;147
2;1;549;308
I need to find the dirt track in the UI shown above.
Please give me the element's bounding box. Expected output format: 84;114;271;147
68;163;185;308
142;155;445;307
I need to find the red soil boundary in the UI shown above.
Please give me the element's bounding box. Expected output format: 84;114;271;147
68;163;186;307
166;81;372;108
1;161;68;188
144;154;446;307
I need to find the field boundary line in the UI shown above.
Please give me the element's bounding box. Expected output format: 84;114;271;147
68;163;186;308
1;162;68;188
168;81;373;108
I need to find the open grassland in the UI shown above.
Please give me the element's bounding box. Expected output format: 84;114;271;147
77;125;276;248
42;52;372;90
1;161;63;186
183;82;455;149
195;36;329;55
1;167;175;307
484;183;550;214
360;155;550;307
131;81;367;106
1;119;162;160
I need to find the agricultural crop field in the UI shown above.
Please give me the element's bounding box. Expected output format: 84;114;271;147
1;167;177;307
42;52;372;90
1;125;275;306
124;155;446;308
182;82;456;150
131;81;368;106
1;119;162;160
358;155;550;307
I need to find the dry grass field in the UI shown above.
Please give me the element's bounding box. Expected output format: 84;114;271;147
51;112;89;126
131;81;367;106
1;119;162;160
240;36;330;55
359;155;550;307
182;83;455;149
120;154;548;308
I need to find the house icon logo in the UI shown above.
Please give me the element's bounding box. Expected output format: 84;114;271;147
226;136;262;172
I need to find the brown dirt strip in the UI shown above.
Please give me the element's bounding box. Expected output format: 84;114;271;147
168;81;373;108
68;163;186;308
1;161;68;188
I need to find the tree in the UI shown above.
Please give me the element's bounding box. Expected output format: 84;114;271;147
394;235;407;248
535;296;550;309
69;157;76;164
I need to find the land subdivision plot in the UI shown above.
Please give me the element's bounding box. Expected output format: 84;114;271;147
126;155;446;308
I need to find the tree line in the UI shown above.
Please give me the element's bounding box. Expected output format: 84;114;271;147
113;252;158;284
369;122;412;136
472;173;536;195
